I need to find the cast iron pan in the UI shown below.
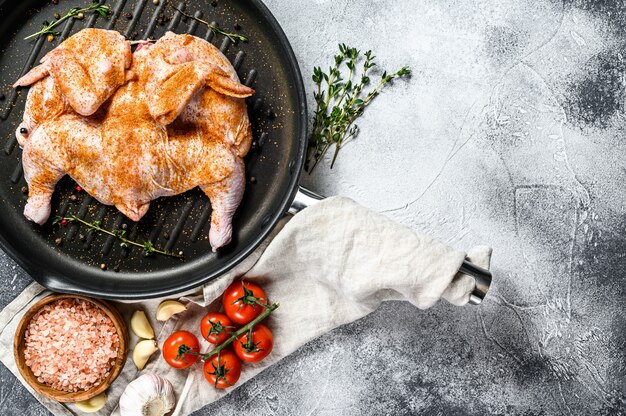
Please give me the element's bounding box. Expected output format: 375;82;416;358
0;0;307;299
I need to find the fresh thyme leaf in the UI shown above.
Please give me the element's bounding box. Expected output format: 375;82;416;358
25;2;111;41
167;1;248;44
306;45;411;172
143;241;155;256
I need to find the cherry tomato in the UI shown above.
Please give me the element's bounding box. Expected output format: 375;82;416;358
203;349;242;389
162;331;200;369
222;280;268;325
233;324;274;363
200;312;233;345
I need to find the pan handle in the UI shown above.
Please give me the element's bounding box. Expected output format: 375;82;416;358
288;186;491;304
288;186;324;215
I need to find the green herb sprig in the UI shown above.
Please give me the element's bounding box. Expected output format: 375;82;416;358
306;44;410;172
168;2;248;44
25;2;111;41
53;215;183;259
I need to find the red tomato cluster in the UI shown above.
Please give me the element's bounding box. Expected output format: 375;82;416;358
162;280;275;389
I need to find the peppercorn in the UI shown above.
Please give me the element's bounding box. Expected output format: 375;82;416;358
55;237;63;246
79;234;86;241
163;232;170;240
53;13;61;20
153;0;160;4
21;186;28;194
178;251;184;257
124;12;133;20
250;176;257;184
69;194;77;202
121;223;128;230
100;263;107;271
234;23;241;31
267;110;276;119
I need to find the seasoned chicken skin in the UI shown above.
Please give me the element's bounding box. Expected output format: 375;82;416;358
14;29;131;116
15;30;255;251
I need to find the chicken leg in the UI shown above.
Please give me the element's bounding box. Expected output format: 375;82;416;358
201;158;246;251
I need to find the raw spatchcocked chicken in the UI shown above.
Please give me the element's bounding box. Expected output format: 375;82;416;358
13;29;255;251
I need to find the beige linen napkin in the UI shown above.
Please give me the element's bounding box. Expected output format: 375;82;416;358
0;196;492;416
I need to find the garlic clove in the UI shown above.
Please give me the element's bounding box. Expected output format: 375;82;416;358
131;310;155;339
133;339;159;370
74;391;107;413
156;300;186;321
119;373;176;416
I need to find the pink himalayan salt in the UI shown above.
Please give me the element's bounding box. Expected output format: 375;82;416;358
23;299;119;392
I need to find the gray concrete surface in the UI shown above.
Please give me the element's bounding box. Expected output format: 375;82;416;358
2;0;626;414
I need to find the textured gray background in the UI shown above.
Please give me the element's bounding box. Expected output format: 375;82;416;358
2;0;626;415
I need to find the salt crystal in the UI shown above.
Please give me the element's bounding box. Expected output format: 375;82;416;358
23;299;118;392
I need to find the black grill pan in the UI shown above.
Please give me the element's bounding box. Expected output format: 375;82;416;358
0;0;307;299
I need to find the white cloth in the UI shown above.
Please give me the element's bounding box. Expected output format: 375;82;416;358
0;197;492;416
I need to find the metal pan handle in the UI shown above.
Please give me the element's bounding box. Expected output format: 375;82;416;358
288;186;324;215
288;186;491;304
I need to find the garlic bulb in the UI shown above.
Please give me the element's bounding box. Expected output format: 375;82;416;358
119;373;176;416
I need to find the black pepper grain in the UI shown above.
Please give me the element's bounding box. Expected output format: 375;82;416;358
54;13;61;20
124;12;133;20
79;234;85;241
267;110;276;119
163;232;170;240
69;194;77;202
55;237;63;246
234;23;241;31
21;186;28;194
100;263;107;271
250;176;257;184
121;223;128;230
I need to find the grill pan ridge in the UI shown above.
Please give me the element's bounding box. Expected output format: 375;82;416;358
0;0;308;299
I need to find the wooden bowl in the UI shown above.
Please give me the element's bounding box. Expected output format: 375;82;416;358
13;294;129;403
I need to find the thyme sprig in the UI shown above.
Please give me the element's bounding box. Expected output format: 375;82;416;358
53;215;184;259
168;2;248;44
306;44;411;172
25;2;111;41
